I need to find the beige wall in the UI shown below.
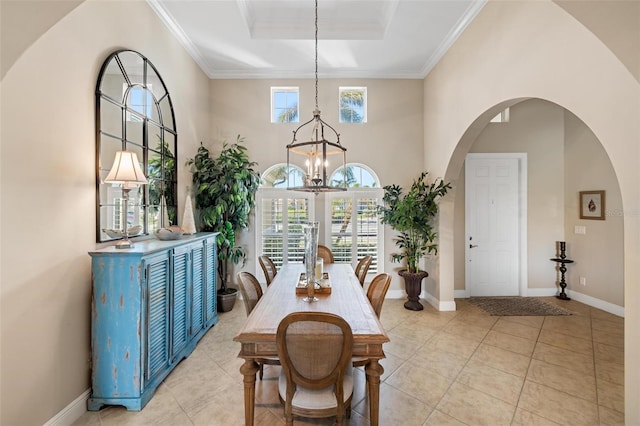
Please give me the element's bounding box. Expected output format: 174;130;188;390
208;78;425;296
452;99;624;309
423;0;639;422
0;1;211;424
564;110;624;306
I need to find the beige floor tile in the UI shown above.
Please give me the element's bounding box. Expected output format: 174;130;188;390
448;312;499;330
518;381;599;425
511;408;562;425
595;361;624;386
597;379;625;414
526;359;597;402
436;381;516;425
594;342;624;365
538;328;593;356
470;342;531;377
442;321;491;342
423;409;468;425
389;321;438;344
407;345;469;379
378;350;407;381
353;382;434;426
424;330;480;359
598;405;625;425
590;308;624;324
385;361;454;407
492;318;541;340
592;328;624;348
384;331;425;360
532;342;594;376
456;359;524;405
500;315;545;329
483;330;537;356
543;315;592;338
591;317;624;334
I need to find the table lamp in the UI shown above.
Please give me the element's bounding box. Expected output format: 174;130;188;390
104;151;148;249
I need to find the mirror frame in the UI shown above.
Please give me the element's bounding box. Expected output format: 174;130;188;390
95;50;178;243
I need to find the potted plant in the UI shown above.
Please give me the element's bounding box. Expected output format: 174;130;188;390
377;171;451;310
187;135;260;312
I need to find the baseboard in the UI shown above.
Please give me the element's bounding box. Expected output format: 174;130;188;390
44;389;89;426
568;290;625;317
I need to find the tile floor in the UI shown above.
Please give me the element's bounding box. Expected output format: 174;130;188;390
73;296;624;425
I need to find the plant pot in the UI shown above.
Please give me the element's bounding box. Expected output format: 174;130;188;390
398;270;429;311
217;288;238;312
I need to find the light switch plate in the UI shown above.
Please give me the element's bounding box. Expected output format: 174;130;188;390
574;226;586;235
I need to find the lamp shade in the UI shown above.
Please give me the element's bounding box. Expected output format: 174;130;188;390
104;151;148;185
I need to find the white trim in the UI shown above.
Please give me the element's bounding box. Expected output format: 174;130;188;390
146;0;214;78
422;290;457;311
420;0;487;77
568;290;625;317
44;389;90;426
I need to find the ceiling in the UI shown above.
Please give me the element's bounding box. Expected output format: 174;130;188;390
147;0;486;79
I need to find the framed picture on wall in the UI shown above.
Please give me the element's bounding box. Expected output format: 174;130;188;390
579;190;605;220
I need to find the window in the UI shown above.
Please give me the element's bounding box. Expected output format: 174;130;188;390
326;164;382;276
257;163;383;281
271;87;299;123
490;107;510;123
339;87;367;123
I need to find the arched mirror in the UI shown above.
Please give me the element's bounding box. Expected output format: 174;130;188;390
96;50;177;242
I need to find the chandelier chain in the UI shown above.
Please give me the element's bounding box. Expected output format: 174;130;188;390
314;0;318;109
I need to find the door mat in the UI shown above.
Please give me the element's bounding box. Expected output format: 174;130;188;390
467;297;572;316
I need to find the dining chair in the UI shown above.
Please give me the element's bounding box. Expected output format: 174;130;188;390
317;244;334;264
353;272;392;369
277;312;353;426
258;255;278;286
354;255;373;286
236;272;280;379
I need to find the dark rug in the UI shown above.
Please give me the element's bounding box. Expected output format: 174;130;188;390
467;297;572;316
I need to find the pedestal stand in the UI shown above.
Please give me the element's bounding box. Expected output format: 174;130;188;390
550;241;574;300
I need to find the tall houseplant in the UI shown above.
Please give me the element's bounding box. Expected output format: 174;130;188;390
378;171;451;310
187;135;260;312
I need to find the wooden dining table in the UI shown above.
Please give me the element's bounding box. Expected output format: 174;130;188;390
233;262;389;425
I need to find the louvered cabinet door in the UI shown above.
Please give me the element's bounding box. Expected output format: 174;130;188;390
171;246;191;360
190;241;205;337
204;236;218;326
145;252;171;383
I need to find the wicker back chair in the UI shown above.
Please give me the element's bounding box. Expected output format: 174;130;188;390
354;256;373;286
277;312;353;425
317;244;334;264
258;255;278;286
236;272;280;379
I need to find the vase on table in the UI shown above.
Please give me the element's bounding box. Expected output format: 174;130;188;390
303;222;319;302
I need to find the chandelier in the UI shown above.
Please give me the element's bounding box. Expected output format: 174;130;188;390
286;0;347;193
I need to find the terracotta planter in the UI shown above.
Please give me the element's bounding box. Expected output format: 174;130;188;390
398;270;429;311
217;289;238;312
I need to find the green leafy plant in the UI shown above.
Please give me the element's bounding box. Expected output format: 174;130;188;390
186;135;260;294
377;171;451;273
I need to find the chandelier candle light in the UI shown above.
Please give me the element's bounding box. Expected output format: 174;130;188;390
286;0;347;193
104;150;148;249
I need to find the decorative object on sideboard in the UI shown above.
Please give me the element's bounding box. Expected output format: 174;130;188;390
551;241;574;300
154;225;184;241
104;151;148;249
286;0;346;193
182;193;197;234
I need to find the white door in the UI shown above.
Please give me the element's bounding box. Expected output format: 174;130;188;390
465;154;525;296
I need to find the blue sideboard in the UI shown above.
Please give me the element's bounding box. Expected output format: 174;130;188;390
87;233;219;411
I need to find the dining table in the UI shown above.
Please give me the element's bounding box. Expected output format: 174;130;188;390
233;262;389;425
